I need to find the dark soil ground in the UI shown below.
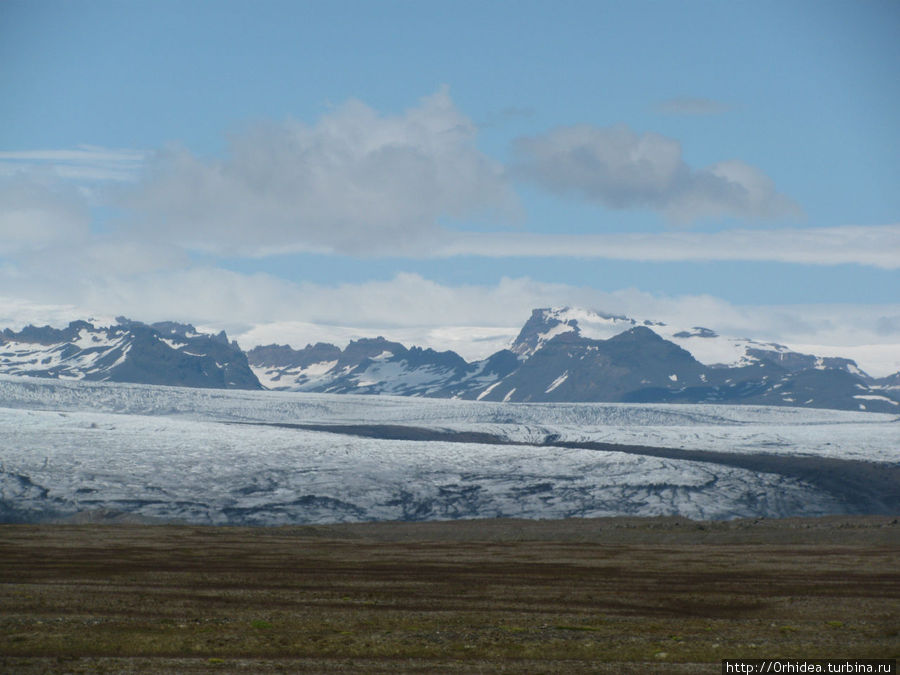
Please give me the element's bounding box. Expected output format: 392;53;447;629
1;515;898;673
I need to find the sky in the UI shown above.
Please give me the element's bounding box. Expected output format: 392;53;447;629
1;0;899;374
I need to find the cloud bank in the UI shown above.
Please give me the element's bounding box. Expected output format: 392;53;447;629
434;224;900;269
0;175;91;255
513;124;802;223
2;272;898;375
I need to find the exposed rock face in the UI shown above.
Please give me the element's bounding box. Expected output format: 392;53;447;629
245;308;900;412
0;319;261;390
3;308;897;411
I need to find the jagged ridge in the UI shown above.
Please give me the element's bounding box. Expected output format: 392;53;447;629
246;308;900;413
1;308;897;410
0;318;261;390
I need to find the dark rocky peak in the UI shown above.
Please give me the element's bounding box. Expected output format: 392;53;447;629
0;315;261;390
113;316;144;329
533;325;671;357
341;337;407;364
246;344;299;367
746;347;815;372
114;318;230;345
673;327;718;339
820;356;865;374
605;325;667;345
149;320;199;337
1;321;97;345
510;308;578;356
874;371;900;387
247;342;342;368
539;329;591;349
2;324;67;345
746;347;866;377
481;349;520;377
510;308;641;357
599;326;704;371
402;346;469;371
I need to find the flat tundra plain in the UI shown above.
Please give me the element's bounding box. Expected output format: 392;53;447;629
1;516;898;674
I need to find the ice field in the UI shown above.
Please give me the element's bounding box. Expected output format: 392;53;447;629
1;375;898;524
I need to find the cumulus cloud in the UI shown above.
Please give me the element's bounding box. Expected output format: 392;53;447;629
124;87;515;256
513;123;802;223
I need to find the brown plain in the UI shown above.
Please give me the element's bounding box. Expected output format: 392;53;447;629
1;515;898;674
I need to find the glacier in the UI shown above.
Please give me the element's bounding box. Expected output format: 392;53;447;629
0;374;897;525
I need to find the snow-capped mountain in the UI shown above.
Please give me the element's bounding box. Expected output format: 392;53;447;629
1;308;897;411
508;307;639;358
478;308;899;411
248;336;518;398
477;325;709;403
0;318;261;389
247;307;900;412
510;307;868;373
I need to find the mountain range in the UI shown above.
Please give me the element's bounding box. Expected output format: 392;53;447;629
0;318;259;390
1;308;898;413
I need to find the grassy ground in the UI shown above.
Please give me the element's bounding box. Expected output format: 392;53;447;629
1;516;898;673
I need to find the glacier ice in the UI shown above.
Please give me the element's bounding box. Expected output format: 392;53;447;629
0;375;897;525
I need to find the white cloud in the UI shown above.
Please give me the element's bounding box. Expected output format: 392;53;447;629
0;175;91;254
0;297;116;331
124;87;515;256
0;146;146;183
5;237;188;283
430;224;900;269
0;234;192;324
513;123;802;223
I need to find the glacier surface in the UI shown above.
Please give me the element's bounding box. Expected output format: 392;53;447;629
0;375;897;525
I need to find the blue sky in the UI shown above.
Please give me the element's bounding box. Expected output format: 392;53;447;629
1;0;898;373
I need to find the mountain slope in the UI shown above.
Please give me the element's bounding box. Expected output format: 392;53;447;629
248;337;518;397
471;327;708;403
514;308;876;375
2;309;897;411
246;307;898;412
0;319;261;389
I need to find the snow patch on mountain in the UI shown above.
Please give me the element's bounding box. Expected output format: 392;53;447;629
511;308;637;357
241;307;899;412
476;381;502;401
0;319;260;389
545;371;568;393
520;307;843;374
853;394;898;406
